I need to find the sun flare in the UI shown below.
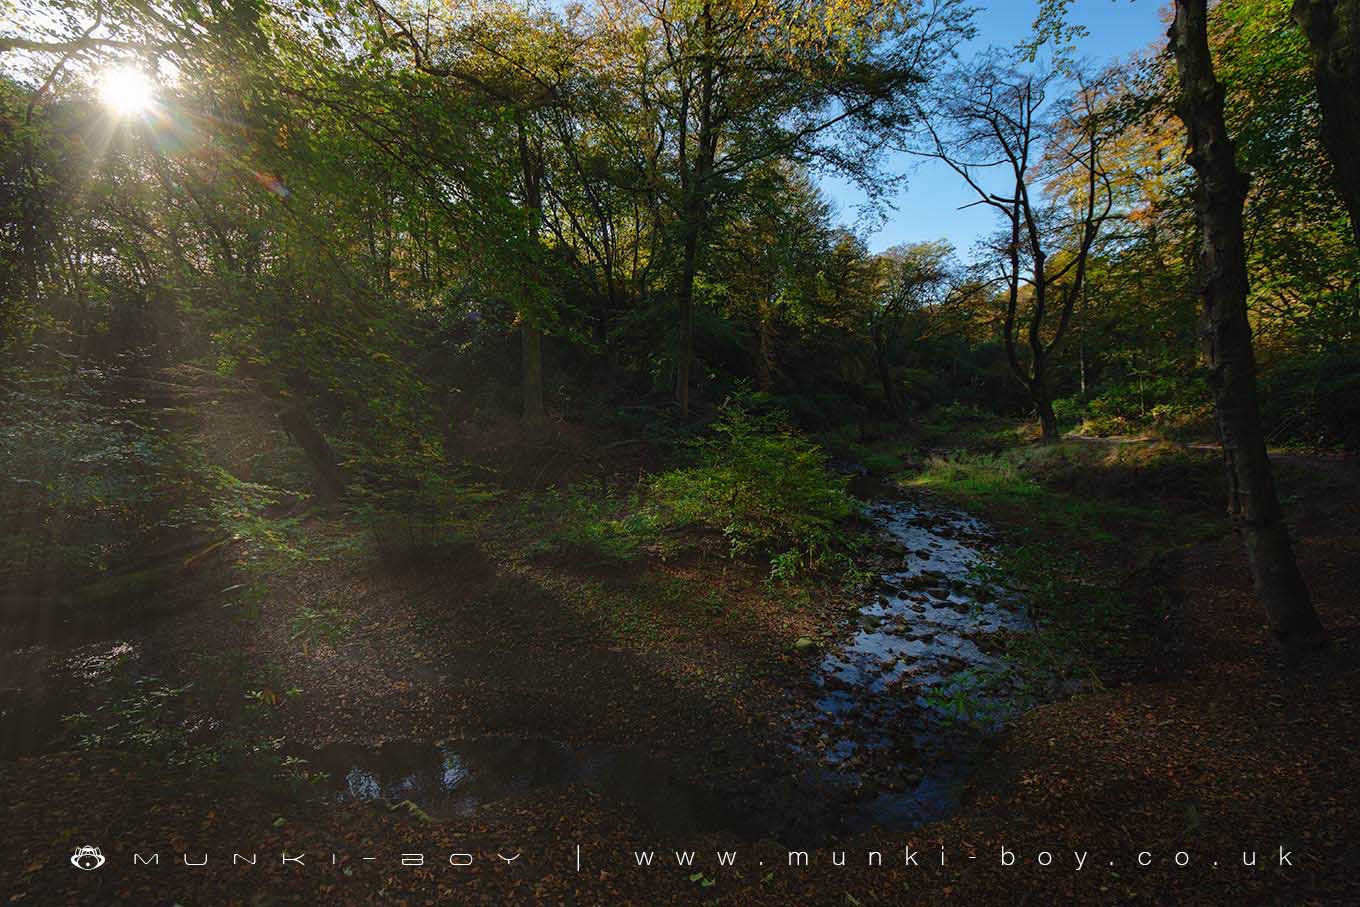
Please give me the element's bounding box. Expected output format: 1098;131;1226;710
98;66;156;117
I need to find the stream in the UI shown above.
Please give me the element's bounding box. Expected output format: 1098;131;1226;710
0;492;1032;842
296;491;1031;839
298;737;755;837
797;495;1031;829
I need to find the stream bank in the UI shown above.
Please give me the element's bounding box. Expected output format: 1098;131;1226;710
1;485;1037;843
290;488;1033;841
8;447;1355;905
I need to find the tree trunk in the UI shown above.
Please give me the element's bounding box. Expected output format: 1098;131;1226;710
518;119;546;428
1028;309;1060;442
522;322;544;427
675;7;716;419
276;403;345;508
676;217;699;417
756;297;776;392
1078;284;1089;396
1294;0;1360;248
1027;337;1059;442
1171;0;1327;654
871;322;897;415
1035;383;1059;442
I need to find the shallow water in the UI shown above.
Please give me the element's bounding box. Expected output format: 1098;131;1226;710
1;494;1030;840
301;737;755;837
797;497;1031;828
303;494;1030;837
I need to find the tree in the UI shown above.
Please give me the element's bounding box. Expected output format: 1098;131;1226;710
869;241;956;415
594;0;969;415
1293;0;1360;247
917;61;1114;440
1169;0;1327;654
363;0;581;428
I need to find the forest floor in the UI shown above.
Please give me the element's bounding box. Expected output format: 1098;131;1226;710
2;431;1357;905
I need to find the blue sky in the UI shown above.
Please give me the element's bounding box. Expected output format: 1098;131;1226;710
818;0;1170;258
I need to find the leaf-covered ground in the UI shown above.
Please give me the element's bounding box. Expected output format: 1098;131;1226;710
2;451;1357;905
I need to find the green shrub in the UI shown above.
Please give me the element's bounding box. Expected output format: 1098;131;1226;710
1081;377;1212;439
651;403;858;576
0;356;184;590
859;449;907;475
1259;349;1360;451
926;401;994;431
914;401;1014;449
535;486;663;564
350;447;498;558
1051;396;1086;431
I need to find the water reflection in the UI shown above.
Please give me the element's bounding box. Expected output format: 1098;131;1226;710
306;498;1032;837
799;497;1031;828
305;737;750;837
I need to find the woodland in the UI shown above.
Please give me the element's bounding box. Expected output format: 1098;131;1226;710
1;0;1358;904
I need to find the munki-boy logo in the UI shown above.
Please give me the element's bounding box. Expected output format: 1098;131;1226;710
58;843;1302;872
71;845;106;871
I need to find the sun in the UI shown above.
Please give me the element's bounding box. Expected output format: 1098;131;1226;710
98;67;156;117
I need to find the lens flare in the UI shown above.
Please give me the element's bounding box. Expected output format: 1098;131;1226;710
98;67;156;117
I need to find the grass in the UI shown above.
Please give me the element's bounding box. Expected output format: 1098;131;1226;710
914;402;1032;450
909;451;1159;548
898;440;1229;695
908;442;1224;548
